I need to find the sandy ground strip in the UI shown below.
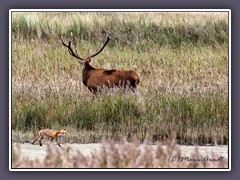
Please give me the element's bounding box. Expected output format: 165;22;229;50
12;142;228;162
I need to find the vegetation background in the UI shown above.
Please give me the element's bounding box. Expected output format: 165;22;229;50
11;11;229;146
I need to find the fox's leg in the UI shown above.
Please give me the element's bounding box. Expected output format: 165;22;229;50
39;135;44;146
49;138;54;145
56;139;62;147
31;132;40;145
31;135;38;144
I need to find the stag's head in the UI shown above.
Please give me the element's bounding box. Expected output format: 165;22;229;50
60;35;110;67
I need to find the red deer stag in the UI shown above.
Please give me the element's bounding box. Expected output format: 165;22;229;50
60;35;140;94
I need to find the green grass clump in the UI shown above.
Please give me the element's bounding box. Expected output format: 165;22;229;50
12;92;228;145
12;12;228;49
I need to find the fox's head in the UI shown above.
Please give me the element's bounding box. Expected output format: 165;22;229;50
56;129;66;139
60;129;66;136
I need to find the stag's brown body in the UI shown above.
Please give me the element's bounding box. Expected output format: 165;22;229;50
82;61;140;93
61;35;140;94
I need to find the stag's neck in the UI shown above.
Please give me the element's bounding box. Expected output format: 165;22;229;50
82;61;95;71
82;61;95;86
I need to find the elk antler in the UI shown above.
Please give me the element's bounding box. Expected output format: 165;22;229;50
61;35;110;61
60;36;86;61
88;35;110;59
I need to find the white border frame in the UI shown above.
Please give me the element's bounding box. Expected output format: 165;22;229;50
9;9;231;171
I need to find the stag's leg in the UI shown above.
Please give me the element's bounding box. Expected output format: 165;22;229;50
130;80;138;88
130;87;136;93
129;79;139;93
88;87;98;94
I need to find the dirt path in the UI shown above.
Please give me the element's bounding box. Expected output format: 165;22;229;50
12;142;228;162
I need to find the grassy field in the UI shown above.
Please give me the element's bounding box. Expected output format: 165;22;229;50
11;11;229;145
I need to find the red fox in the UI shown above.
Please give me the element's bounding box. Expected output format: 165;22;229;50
31;128;66;147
